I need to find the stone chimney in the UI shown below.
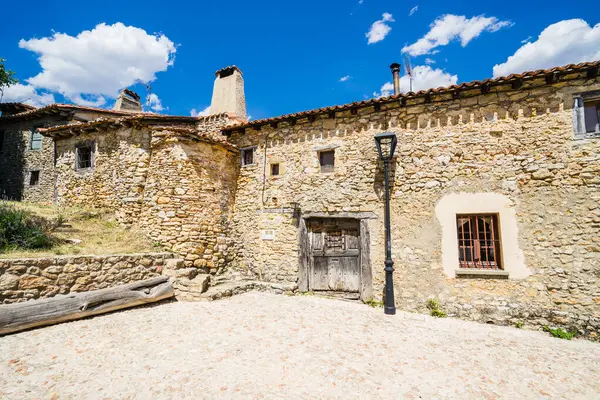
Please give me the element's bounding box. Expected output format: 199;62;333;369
209;66;247;119
113;89;142;112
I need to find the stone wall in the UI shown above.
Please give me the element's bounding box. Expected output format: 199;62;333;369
227;74;600;338
139;129;239;272
52;115;239;272
0;252;173;304
0;116;64;202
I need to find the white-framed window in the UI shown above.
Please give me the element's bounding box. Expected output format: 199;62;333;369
30;127;43;150
573;92;600;138
241;147;256;166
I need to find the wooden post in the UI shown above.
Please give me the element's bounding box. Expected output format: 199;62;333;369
0;277;174;335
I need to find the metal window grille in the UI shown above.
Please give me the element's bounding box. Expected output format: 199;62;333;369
77;146;93;169
456;214;502;269
319;150;335;173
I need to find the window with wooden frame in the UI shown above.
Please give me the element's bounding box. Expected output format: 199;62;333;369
456;214;502;269
76;143;94;170
319;150;335;173
270;163;280;176
241;147;255;166
30;127;43;150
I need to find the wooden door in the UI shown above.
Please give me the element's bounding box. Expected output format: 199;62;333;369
308;219;360;292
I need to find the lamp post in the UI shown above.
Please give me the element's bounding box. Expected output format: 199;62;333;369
374;132;398;315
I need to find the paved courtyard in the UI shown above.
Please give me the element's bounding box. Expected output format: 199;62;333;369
1;292;599;399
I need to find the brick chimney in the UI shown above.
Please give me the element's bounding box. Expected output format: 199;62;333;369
113;89;142;112
209;66;247;119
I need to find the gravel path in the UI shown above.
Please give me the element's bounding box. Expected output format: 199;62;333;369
1;292;599;399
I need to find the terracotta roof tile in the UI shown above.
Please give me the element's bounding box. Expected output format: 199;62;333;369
223;60;600;132
0;103;150;120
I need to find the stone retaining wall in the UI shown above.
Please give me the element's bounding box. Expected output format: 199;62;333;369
0;253;174;304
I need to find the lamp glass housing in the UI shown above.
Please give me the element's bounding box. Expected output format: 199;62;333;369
374;132;398;161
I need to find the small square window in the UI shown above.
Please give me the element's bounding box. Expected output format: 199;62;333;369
76;144;94;169
31;128;43;150
271;163;280;176
241;147;255;166
319;150;335;173
29;171;40;186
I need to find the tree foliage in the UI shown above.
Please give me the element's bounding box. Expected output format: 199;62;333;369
0;58;19;101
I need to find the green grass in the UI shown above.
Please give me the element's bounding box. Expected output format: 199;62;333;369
426;298;448;318
0;201;160;258
543;326;577;340
364;299;384;308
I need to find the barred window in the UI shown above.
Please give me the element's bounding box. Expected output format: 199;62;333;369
76;144;94;169
456;214;502;269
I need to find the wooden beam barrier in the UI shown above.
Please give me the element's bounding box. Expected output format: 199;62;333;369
0;276;174;335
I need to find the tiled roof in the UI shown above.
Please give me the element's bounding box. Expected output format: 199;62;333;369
0;103;148;120
40;113;229;137
223;60;600;132
0;102;37;113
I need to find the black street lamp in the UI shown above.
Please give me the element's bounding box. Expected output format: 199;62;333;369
374;132;397;315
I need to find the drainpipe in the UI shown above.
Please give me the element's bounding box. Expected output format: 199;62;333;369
390;63;401;96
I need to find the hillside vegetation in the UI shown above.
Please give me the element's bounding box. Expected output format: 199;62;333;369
0;201;160;259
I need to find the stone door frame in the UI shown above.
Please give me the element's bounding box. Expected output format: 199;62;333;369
298;212;374;301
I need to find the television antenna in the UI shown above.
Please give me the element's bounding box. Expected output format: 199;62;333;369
404;55;413;92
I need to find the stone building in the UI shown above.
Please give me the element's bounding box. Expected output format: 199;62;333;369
0;90;144;202
1;61;599;337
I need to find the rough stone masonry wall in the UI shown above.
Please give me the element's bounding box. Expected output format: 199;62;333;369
54;126;152;223
0;115;65;202
0;252;173;304
139;130;239;273
228;74;600;338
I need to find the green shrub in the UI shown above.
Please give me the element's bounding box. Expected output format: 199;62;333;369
0;203;59;252
543;326;577;340
426;298;448;318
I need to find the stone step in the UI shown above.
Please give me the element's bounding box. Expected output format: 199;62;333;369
198;280;297;302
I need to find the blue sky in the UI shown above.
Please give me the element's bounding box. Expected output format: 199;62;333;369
1;0;599;120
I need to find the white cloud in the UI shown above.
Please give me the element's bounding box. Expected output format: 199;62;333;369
366;13;395;44
1;83;55;107
424;58;436;64
402;14;512;56
190;106;211;117
18;22;176;107
358;0;364;4
339;75;352;82
374;65;458;97
147;93;165;112
493;19;600;77
374;82;395;98
409;6;418;16
521;35;533;44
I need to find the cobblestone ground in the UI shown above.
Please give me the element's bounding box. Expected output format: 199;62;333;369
1;292;599;399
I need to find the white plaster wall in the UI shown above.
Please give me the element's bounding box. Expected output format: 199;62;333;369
435;193;530;279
